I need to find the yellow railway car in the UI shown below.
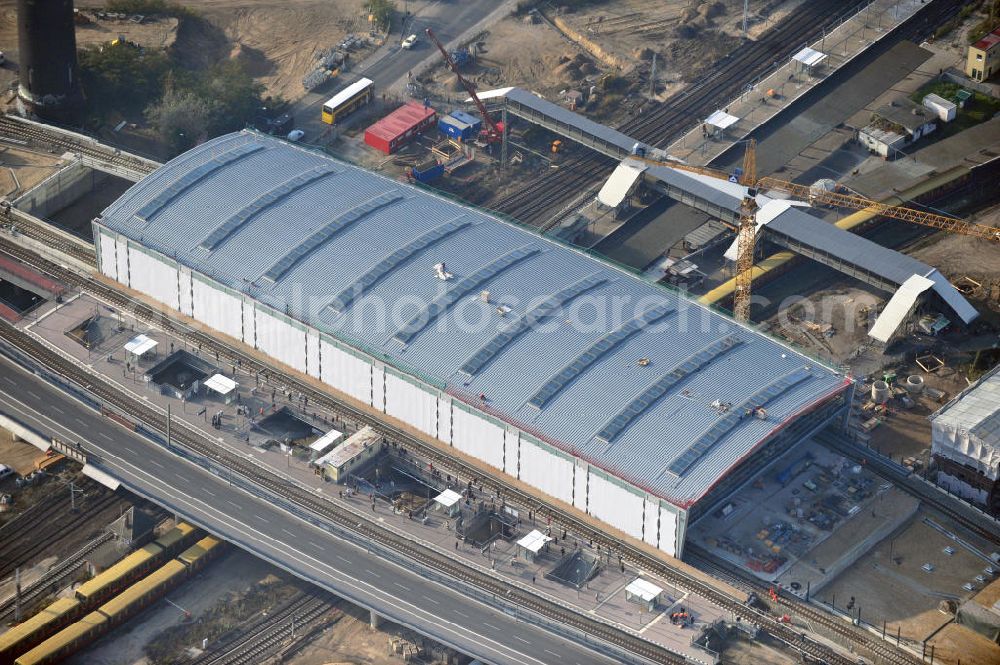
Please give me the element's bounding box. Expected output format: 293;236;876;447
73;542;164;606
0;598;81;662
98;560;187;628
177;536;224;573
14;611;107;665
153;522;199;555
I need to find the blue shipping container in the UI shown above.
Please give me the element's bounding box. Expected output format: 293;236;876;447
411;162;445;183
450;110;482;134
438;115;473;141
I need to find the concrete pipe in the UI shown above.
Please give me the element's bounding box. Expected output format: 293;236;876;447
905;375;924;395
872;380;891;404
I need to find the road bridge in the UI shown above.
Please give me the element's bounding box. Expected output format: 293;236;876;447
0;352;634;665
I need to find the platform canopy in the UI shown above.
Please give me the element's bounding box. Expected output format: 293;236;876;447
705;110;739;130
204;373;238;396
124;334;157;357
517;529;552;554
434;488;462;508
625;577;663;602
793;46;828;68
309;428;344;453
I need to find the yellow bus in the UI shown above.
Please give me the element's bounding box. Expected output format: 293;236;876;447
321;77;374;125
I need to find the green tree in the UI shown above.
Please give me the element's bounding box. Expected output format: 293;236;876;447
365;0;395;31
145;84;218;153
78;43;171;118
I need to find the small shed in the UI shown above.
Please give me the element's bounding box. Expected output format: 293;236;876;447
704;110;739;138
516;529;552;562
793;46;827;75
203;373;238;404
625;578;663;612
433;488;462;517
314;425;383;483
308;428;344;458
124;334;158;363
922;93;957;122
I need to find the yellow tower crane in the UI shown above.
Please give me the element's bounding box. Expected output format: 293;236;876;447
626;140;999;321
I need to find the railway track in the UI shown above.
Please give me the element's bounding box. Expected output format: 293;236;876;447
0;234;920;665
0;116;158;177
0;531;115;624
490;0;968;229
0;478;122;580
187;591;336;665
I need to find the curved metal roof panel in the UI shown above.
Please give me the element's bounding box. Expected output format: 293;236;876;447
98;131;848;506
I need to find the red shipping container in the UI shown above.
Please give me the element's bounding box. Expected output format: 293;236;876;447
364;102;437;154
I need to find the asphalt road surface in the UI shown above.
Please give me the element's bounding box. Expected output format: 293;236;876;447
0;352;621;665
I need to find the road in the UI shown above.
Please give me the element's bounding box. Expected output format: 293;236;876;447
293;0;511;118
0;352;622;665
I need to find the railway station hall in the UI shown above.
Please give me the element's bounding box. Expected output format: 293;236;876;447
92;131;852;557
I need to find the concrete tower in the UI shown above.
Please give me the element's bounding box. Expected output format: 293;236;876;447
17;0;84;122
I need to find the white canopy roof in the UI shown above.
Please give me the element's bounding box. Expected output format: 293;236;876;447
517;529;552;554
434;488;462;508
705;109;739;130
598;160;647;207
309;428;344;453
203;373;237;395
625;577;663;601
124;334;157;357
869;274;935;344
793;47;828;68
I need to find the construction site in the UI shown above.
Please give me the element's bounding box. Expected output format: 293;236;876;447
0;1;999;665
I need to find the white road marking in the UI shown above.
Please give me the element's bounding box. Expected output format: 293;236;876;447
203;489;216;497
148;459;164;469
336;555;351;564
483;623;500;631
26;390;40;400
514;636;531;645
255;515;269;523
309;541;322;549
545;649;561;658
368;570;382;579
51;406;64;414
283;528;296;537
227;500;241;510
99;432;112;441
423;595;439;605
394;582;409;591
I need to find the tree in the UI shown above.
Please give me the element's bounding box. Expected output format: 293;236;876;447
365;0;395;31
78;43;171;118
145;84;217;154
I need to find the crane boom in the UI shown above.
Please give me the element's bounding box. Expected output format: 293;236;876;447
756;177;1000;242
425;28;502;141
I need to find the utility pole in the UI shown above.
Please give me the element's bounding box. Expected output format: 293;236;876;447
14;568;21;622
166;403;172;449
69;481;84;512
742;0;750;39
649;52;657;99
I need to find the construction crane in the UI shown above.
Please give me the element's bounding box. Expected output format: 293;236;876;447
425;27;503;143
627;140;999;321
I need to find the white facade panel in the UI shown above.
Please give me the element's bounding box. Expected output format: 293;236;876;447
306;330;321;379
643;498;660;548
452;406;504;469
178;268;193;317
658;507;679;557
438;399;453;444
98;232;117;280
384;372;437;437
115;237;129;286
372;365;386;412
519;438;574;505
127;248;178;309
255;309;306;372
574;463;589;511
319;339;371;405
191;278;243;341
588;473;644;541
503;431;519;476
241;299;255;347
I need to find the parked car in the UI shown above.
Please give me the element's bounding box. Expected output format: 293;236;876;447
286;129;305;142
401;34;418;50
0;464;14;481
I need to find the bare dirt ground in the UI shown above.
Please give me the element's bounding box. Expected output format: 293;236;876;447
820;508;990;644
0;147;70;200
0;0;374;106
287;602;460;665
69;548;277;665
715;632;797;665
926;621;1000;665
